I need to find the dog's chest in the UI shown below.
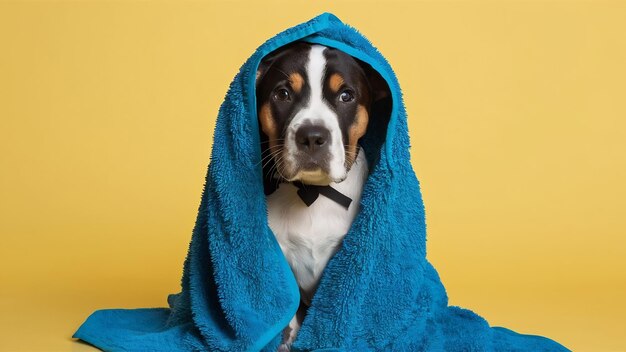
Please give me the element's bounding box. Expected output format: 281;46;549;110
266;151;368;304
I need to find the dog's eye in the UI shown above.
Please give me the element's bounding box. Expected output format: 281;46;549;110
273;88;291;102
339;90;355;103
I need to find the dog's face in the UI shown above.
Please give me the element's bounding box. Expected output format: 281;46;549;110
256;42;387;185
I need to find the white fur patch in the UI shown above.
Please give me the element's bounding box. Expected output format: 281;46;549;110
267;147;368;306
283;44;346;182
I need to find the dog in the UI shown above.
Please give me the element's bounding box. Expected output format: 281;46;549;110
255;41;388;351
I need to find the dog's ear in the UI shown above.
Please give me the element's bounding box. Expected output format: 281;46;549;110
256;46;287;87
357;59;390;104
256;56;274;87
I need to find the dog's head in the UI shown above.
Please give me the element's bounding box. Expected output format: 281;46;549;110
256;42;389;186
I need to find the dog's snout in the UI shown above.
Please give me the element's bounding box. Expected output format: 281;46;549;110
295;125;330;152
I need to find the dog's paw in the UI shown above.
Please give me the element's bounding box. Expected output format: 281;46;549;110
277;342;291;352
278;305;305;351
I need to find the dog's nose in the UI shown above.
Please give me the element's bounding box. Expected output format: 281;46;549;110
295;125;330;152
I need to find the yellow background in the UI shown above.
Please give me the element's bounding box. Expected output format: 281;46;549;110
1;1;625;351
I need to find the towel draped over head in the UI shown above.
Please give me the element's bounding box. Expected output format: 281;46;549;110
73;13;570;352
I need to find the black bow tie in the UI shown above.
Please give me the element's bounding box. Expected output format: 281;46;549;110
291;181;352;209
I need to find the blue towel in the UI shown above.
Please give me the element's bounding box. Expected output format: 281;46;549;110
73;13;570;352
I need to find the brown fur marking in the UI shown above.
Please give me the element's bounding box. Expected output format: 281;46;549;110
347;105;369;165
259;103;278;149
289;72;304;94
329;73;344;93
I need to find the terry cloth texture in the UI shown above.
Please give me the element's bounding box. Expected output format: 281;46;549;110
73;13;570;352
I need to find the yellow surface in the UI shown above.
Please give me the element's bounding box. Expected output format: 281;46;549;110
1;1;625;351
